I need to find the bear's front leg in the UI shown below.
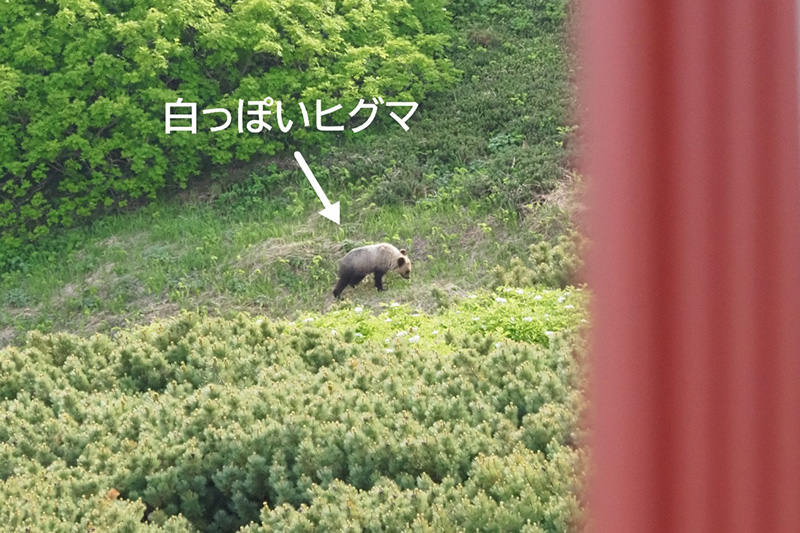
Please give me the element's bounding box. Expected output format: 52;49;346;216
374;271;385;291
333;275;350;299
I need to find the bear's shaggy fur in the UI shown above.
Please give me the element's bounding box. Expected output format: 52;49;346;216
332;243;411;298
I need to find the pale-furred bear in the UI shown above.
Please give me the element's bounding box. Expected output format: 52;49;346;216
332;243;411;298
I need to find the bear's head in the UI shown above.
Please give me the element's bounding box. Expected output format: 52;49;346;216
395;249;411;279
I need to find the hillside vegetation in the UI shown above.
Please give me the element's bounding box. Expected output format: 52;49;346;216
0;0;456;265
0;0;587;530
1;290;587;531
1;0;578;344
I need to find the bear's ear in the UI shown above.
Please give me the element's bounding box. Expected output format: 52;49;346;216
397;257;406;266
400;249;407;255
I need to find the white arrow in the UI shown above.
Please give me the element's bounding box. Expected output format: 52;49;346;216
294;151;340;225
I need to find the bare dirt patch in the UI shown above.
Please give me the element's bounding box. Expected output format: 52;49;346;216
0;326;17;347
322;278;476;316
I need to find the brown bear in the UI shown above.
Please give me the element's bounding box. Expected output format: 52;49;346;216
332;243;411;298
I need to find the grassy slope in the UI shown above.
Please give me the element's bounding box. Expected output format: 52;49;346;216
0;1;577;346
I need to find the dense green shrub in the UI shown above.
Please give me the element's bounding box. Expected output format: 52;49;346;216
0;0;458;271
0;290;587;531
494;234;585;289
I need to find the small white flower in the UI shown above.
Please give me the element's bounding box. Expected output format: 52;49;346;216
523;317;533;322
558;296;566;303
432;330;439;335
390;302;400;307
468;294;477;299
581;319;589;324
565;291;571;296
396;331;408;337
545;331;555;337
331;329;337;335
495;342;502;348
515;289;524;294
412;313;420;317
509;317;515;322
411;326;418;331
355;332;364;338
409;335;420;343
472;317;480;321
564;304;575;309
496;297;507;303
385;318;392;322
256;319;264;325
354;307;363;313
534;295;542;300
303;317;314;323
386;348;395;353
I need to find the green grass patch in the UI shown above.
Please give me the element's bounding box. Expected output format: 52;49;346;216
0;179;560;345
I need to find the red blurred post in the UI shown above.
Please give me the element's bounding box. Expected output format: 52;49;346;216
582;1;800;532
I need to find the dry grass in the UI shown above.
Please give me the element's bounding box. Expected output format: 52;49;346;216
540;170;586;219
236;237;344;272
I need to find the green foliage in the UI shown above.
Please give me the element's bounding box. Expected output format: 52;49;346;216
0;292;587;531
449;0;570;29
0;0;458;271
0;470;195;532
246;444;583;532
327;0;575;211
494;234;585;289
